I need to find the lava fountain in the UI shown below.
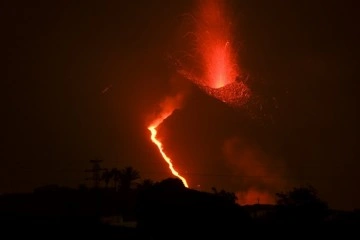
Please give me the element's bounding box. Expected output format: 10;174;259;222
175;0;251;107
147;94;189;188
196;0;239;89
146;0;250;189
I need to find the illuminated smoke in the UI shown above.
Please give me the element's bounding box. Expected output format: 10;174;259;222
148;93;189;188
236;188;275;205
174;0;251;107
222;137;286;205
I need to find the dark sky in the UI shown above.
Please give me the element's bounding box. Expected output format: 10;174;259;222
1;0;359;210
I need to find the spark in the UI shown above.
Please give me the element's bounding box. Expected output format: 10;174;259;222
101;84;112;94
148;108;189;188
174;0;251;107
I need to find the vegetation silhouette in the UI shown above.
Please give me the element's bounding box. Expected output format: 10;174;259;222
274;185;329;224
1;163;360;238
118;166;141;192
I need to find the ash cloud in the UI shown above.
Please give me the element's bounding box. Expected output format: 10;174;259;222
146;76;192;127
222;136;287;205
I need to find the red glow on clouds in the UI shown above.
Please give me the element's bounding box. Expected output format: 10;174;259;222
236;188;275;205
223;137;286;205
148;93;189;188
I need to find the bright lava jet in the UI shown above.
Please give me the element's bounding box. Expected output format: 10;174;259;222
176;0;251;107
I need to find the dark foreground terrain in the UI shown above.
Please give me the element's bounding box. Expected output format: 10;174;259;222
1;179;360;238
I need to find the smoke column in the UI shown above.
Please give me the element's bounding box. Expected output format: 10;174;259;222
147;93;189;188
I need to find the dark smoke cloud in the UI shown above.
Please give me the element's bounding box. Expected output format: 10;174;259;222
222;136;287;205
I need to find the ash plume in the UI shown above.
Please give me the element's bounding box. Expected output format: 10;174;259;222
222;136;287;205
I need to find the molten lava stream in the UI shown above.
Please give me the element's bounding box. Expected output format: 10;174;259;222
148;124;189;188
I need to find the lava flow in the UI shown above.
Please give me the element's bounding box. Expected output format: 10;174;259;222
147;97;189;188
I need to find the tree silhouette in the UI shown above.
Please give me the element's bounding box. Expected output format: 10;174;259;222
275;185;329;224
118;166;140;191
211;187;238;204
137;179;155;191
101;168;112;189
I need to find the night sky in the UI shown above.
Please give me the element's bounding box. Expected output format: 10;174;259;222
2;0;359;210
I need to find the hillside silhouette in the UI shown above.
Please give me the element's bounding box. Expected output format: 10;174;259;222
1;163;359;238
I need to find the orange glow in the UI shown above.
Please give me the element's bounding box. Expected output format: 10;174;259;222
196;0;239;89
236;189;275;205
175;0;251;107
148;107;189;188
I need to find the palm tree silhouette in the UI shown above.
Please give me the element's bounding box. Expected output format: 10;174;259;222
119;166;140;191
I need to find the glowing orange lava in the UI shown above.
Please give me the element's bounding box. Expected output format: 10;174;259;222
148;111;189;188
196;0;239;89
174;0;251;107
